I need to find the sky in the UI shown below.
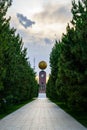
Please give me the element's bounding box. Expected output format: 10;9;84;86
6;0;78;77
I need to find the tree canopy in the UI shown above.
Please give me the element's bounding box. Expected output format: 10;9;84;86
46;0;87;111
0;0;38;112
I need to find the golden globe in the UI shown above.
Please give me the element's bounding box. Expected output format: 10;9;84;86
38;61;47;70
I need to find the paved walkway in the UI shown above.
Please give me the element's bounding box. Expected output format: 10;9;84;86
0;93;87;130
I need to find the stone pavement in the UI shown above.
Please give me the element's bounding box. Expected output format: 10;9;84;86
0;93;87;130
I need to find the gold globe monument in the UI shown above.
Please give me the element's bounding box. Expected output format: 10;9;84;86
38;61;47;70
38;61;47;93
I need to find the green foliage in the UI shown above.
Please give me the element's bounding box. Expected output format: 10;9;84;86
47;0;87;112
46;41;61;100
0;0;38;113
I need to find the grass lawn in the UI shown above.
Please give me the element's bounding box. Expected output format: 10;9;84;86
0;99;34;119
51;100;87;128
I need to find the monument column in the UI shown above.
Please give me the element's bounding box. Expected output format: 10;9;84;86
38;61;47;93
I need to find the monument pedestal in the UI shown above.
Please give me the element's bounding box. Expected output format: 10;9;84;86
39;70;46;93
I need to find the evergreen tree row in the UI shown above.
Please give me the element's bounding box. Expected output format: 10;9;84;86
0;0;38;112
46;0;87;111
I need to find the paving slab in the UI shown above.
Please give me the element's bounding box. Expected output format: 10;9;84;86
0;93;87;130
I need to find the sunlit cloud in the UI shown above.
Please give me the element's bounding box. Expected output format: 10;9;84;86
7;1;71;45
33;2;71;24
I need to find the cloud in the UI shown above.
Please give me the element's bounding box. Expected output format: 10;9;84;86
44;38;52;44
33;2;71;24
17;13;35;28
